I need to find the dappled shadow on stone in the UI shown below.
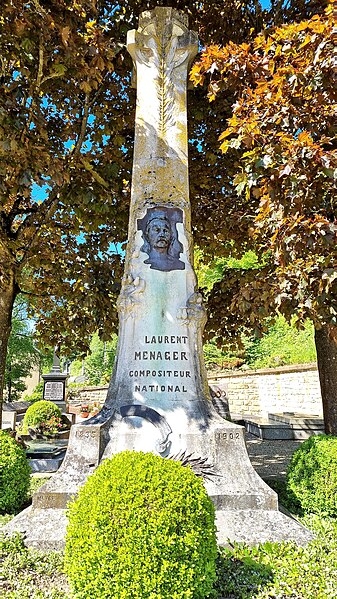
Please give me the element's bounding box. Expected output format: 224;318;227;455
246;435;302;480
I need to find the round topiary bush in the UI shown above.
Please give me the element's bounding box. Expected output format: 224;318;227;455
65;451;217;599
286;434;337;517
22;400;62;434
0;430;31;514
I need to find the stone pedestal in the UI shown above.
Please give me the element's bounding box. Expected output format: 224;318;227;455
4;8;313;549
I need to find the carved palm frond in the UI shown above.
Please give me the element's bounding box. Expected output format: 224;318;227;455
168;450;217;481
154;25;176;138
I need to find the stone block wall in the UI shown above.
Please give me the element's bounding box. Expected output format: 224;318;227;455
67;385;108;406
67;363;322;418
208;363;322;418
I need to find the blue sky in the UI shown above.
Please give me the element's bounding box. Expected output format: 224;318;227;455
31;0;272;204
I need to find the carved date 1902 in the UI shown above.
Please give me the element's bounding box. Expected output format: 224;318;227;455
215;432;240;441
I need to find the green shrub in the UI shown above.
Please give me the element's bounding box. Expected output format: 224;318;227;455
65;451;217;599
214;515;337;599
23;381;44;403
286;434;337;517
0;431;31;514
22;400;62;434
1;532;69;598
244;316;316;368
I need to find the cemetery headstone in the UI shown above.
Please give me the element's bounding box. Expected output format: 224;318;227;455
42;347;68;413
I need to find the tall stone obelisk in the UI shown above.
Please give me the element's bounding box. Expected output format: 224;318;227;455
5;7;313;549
103;8;214;454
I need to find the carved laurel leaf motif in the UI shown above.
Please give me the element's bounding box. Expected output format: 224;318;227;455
153;22;176;138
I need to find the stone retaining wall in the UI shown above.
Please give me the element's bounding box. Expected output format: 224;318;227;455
67;385;108;405
208;363;322;418
67;363;322;418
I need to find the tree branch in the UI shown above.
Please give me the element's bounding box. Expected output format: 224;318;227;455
72;93;90;157
8;197;39;221
20;289;50;298
14;185;63;265
20;36;44;144
81;158;109;189
31;0;49;19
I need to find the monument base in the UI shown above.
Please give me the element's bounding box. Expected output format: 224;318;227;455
215;509;313;546
3;414;314;549
3;503;313;551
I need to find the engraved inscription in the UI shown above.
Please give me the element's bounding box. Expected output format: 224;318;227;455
135;350;188;360
129;370;191;377
75;430;97;439
135;384;187;393
44;381;64;401
130;334;192;398
215;432;240;441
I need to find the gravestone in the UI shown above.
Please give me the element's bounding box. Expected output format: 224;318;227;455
42;347;68;413
4;7;313;549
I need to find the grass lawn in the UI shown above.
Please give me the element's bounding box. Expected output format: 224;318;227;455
1;478;337;598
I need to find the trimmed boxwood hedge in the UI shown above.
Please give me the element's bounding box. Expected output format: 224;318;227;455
65;451;217;599
22;400;61;434
0;430;31;514
286;434;337;517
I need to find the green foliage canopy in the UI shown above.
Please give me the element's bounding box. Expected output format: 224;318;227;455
191;3;335;345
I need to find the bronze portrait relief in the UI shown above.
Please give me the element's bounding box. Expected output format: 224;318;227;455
138;206;185;272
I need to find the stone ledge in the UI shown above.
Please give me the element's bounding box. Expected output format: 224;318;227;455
215;509;314;546
3;505;314;550
208;362;318;379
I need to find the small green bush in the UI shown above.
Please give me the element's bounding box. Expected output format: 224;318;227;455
286;434;337;517
0;431;31;514
1;532;69;598
22;400;61;434
65;451;217;599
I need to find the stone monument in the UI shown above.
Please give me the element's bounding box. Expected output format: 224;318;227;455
5;7;313;549
42;346;68;413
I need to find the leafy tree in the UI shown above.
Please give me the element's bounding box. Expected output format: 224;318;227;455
0;0;131;422
4;298;39;402
191;2;336;431
244;317;316;369
82;332;117;385
0;0;325;427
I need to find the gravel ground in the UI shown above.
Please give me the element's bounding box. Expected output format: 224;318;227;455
245;433;303;480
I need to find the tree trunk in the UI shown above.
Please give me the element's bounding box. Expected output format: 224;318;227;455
0;270;17;428
315;325;337;436
7;364;12;403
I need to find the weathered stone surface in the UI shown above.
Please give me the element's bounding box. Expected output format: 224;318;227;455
3;506;67;552
3;502;313;551
242;413;325;440
31;416;113;508
216;510;314;546
209;364;323;419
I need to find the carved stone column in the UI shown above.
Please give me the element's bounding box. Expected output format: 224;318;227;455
104;8;213;454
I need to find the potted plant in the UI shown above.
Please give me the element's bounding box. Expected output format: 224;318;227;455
80;405;90;419
89;402;101;418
